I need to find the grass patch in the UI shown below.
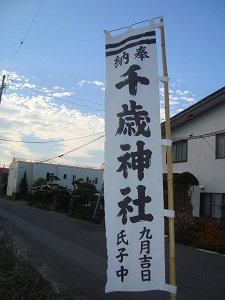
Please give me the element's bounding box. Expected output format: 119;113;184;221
0;230;53;300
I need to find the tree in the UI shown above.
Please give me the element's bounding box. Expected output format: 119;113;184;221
47;175;60;183
176;171;199;214
32;177;47;187
18;171;28;195
71;178;84;190
70;178;98;211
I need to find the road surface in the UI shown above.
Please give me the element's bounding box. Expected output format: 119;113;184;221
0;198;225;299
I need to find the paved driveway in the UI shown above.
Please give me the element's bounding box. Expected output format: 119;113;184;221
0;198;225;299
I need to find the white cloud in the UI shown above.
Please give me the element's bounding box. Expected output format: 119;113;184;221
175;89;183;96
180;96;195;102
77;80;86;86
170;95;179;101
52;91;74;98
170;100;179;105
92;80;104;86
24;82;37;89
53;86;65;91
0;74;105;168
77;80;105;88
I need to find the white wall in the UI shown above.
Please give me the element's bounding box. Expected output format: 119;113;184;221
7;160;103;196
162;101;225;216
7;159;34;195
33;163;103;191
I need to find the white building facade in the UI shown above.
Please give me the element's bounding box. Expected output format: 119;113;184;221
7;159;104;196
162;87;225;218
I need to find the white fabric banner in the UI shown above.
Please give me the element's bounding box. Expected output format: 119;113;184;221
104;19;168;293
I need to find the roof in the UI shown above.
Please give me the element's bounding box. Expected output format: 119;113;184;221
161;86;225;134
0;168;9;174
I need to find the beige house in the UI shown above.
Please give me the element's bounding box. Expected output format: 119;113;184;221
161;87;225;218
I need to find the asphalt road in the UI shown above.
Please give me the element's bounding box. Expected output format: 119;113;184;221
0;198;225;300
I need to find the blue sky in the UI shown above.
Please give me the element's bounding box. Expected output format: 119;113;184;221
0;0;224;168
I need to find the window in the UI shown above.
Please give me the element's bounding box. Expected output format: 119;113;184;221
95;177;98;184
64;174;67;179
200;193;225;218
72;175;76;180
216;133;225;158
86;176;89;182
172;140;187;163
46;172;54;181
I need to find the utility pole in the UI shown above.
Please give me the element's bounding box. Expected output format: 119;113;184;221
0;74;6;105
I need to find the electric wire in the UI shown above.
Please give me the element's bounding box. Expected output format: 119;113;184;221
41;135;105;163
9;134;105;170
172;129;225;141
172;129;225;163
9;79;104;111
7;0;45;71
9;79;104;107
0;131;105;144
201;136;225;163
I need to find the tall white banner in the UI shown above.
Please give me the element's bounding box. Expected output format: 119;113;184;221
105;19;170;293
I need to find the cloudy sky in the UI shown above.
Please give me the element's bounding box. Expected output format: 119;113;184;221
0;0;224;168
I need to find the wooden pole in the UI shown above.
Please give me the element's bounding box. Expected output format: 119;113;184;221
159;17;176;299
0;75;6;104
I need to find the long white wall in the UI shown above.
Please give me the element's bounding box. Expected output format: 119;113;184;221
7;160;103;196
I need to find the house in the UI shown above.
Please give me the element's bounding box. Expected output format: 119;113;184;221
7;158;104;196
0;167;9;195
161;87;225;218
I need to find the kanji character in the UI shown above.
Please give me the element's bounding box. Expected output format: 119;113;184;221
114;51;129;67
116;247;128;263
117;141;152;181
117;187;133;225
139;227;152;240
116;265;129;282
140;240;150;254
134;46;149;61
117;185;153;225
130;185;153;223
141;269;151;281
116;100;151;137
115;64;150;96
117;229;129;245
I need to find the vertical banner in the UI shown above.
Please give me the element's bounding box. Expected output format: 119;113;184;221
104;19;170;293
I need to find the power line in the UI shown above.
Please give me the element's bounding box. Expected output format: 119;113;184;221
201;136;225;163
0;131;105;144
7;0;45;71
172;129;225;163
9;79;104;111
172;129;225;141
42;135;105;163
10;134;105;170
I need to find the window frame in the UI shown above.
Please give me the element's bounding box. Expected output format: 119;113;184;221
172;140;188;163
216;132;225;159
200;193;225;219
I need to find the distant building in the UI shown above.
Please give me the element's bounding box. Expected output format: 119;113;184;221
7;158;103;196
162;87;225;218
0;167;9;195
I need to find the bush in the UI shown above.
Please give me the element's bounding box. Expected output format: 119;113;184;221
26;190;54;210
0;232;52;299
174;210;225;254
174;208;196;245
192;221;225;254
